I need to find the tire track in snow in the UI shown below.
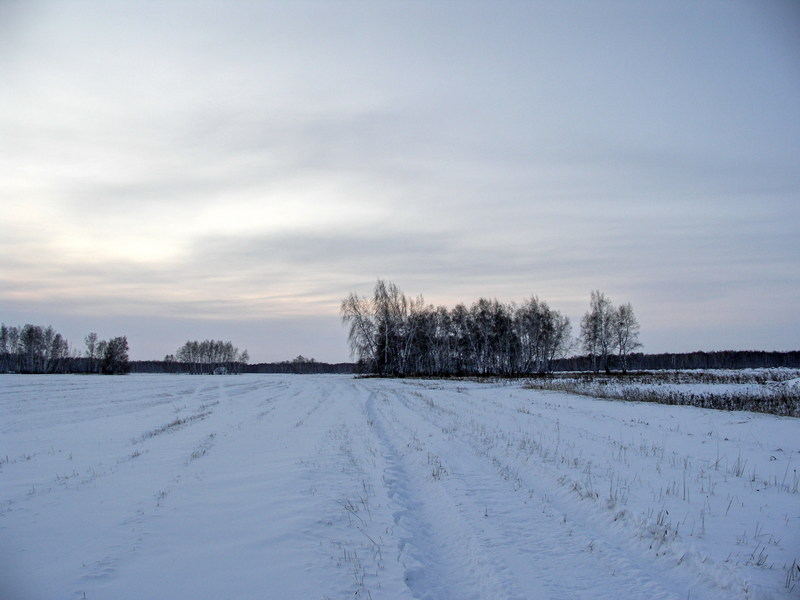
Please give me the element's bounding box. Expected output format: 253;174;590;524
386;382;736;600
364;386;526;600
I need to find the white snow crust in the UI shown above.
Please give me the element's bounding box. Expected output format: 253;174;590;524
1;374;798;599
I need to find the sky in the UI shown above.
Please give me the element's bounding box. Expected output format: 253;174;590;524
1;0;798;363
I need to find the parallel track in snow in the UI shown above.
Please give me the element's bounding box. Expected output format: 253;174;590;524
362;381;732;600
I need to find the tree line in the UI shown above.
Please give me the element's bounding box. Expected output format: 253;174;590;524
341;281;643;377
553;350;800;372
131;350;798;375
341;280;569;376
164;339;249;374
246;356;357;374
0;324;129;374
130;357;357;374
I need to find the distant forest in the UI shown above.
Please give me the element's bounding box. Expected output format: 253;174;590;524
0;324;130;375
127;350;800;375
131;355;355;374
2;321;798;376
552;350;800;372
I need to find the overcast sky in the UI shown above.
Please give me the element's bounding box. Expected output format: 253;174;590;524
2;0;798;362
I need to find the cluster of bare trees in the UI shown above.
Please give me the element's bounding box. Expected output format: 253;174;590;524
341;280;573;376
166;339;249;374
83;333;131;374
578;290;642;372
0;324;130;374
0;324;72;373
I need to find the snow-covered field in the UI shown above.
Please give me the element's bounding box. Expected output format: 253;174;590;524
1;374;798;600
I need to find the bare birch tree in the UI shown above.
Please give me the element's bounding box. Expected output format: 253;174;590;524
613;302;641;372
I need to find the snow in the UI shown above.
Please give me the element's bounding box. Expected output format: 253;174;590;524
1;374;798;599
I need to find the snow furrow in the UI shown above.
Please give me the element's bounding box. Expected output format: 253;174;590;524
364;386;525;600
380;384;703;599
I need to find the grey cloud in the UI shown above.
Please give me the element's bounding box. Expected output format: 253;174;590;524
188;229;459;275
23;103;442;217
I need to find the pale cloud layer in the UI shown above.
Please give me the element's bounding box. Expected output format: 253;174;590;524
1;1;798;361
